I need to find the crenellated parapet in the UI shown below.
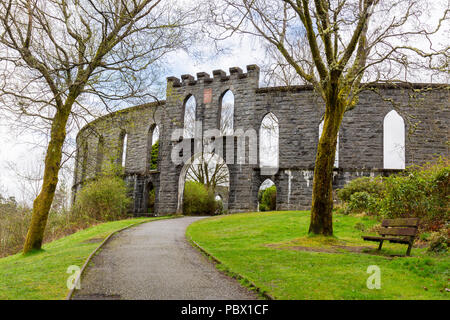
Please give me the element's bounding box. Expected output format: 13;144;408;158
167;64;260;88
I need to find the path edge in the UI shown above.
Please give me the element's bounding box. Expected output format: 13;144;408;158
187;236;275;300
65;215;181;300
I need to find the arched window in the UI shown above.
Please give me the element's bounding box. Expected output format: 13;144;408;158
148;124;160;170
319;120;339;168
81;141;88;181
220;90;234;135
121;132;128;167
184;95;196;138
383;110;405;169
259;113;279;174
95;136;104;174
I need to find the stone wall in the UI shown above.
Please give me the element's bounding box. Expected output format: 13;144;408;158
73;65;449;215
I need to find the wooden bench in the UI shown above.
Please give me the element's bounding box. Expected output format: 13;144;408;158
362;218;419;256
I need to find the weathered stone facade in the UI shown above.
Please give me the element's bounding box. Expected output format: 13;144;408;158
73;65;449;215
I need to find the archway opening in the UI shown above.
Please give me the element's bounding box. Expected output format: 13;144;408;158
258;179;276;211
384;110;405;169
259;112;279;175
146;181;155;215
178;152;229;215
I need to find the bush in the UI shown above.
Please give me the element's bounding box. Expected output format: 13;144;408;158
215;198;224;215
347;191;378;215
427;230;448;253
0;200;31;257
338;158;449;232
259;186;276;211
183;181;217;215
378;158;449;230
337;177;384;202
73;175;131;222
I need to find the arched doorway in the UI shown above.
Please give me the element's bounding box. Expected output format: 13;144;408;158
258;178;276;211
177;152;229;215
144;181;155;215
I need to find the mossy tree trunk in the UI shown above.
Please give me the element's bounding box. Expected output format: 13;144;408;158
309;83;345;236
23;106;71;252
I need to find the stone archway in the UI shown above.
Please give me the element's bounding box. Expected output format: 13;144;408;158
176;152;230;215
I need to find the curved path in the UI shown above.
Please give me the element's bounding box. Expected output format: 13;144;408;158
72;216;258;300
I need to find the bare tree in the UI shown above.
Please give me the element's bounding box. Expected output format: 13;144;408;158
0;0;199;252
186;152;229;190
209;0;449;235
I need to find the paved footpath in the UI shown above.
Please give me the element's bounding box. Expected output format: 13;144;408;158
72;216;258;300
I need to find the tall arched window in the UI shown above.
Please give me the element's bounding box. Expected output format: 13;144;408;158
259;113;279;174
319;120;339;168
95;136;104;174
81;141;88;181
148;124;159;170
220;90;234;135
383;110;405;169
184;95;196;138
121;132;128;167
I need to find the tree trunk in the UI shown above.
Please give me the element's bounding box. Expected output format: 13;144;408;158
309;105;343;236
23;107;71;253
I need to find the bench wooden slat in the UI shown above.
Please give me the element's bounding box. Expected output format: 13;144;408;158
381;218;419;227
362;236;409;243
379;227;418;237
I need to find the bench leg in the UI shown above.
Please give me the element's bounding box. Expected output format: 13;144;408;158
378;240;384;251
406;242;413;256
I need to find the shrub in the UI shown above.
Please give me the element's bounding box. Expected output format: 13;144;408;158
378;158;449;230
259;186;276;211
0;200;31;257
338;158;449;232
427;229;448;253
183;181;217;215
73;175;131;222
215;198;224;215
347;191;378;215
337;177;384;202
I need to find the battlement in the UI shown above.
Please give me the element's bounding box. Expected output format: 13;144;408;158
167;64;260;87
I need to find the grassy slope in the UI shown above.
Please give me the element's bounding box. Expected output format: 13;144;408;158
187;211;449;300
0;217;167;300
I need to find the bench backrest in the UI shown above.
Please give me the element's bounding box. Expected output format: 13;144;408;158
379;218;419;238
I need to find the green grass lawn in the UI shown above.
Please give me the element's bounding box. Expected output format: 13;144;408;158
187;211;449;300
0;216;168;300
